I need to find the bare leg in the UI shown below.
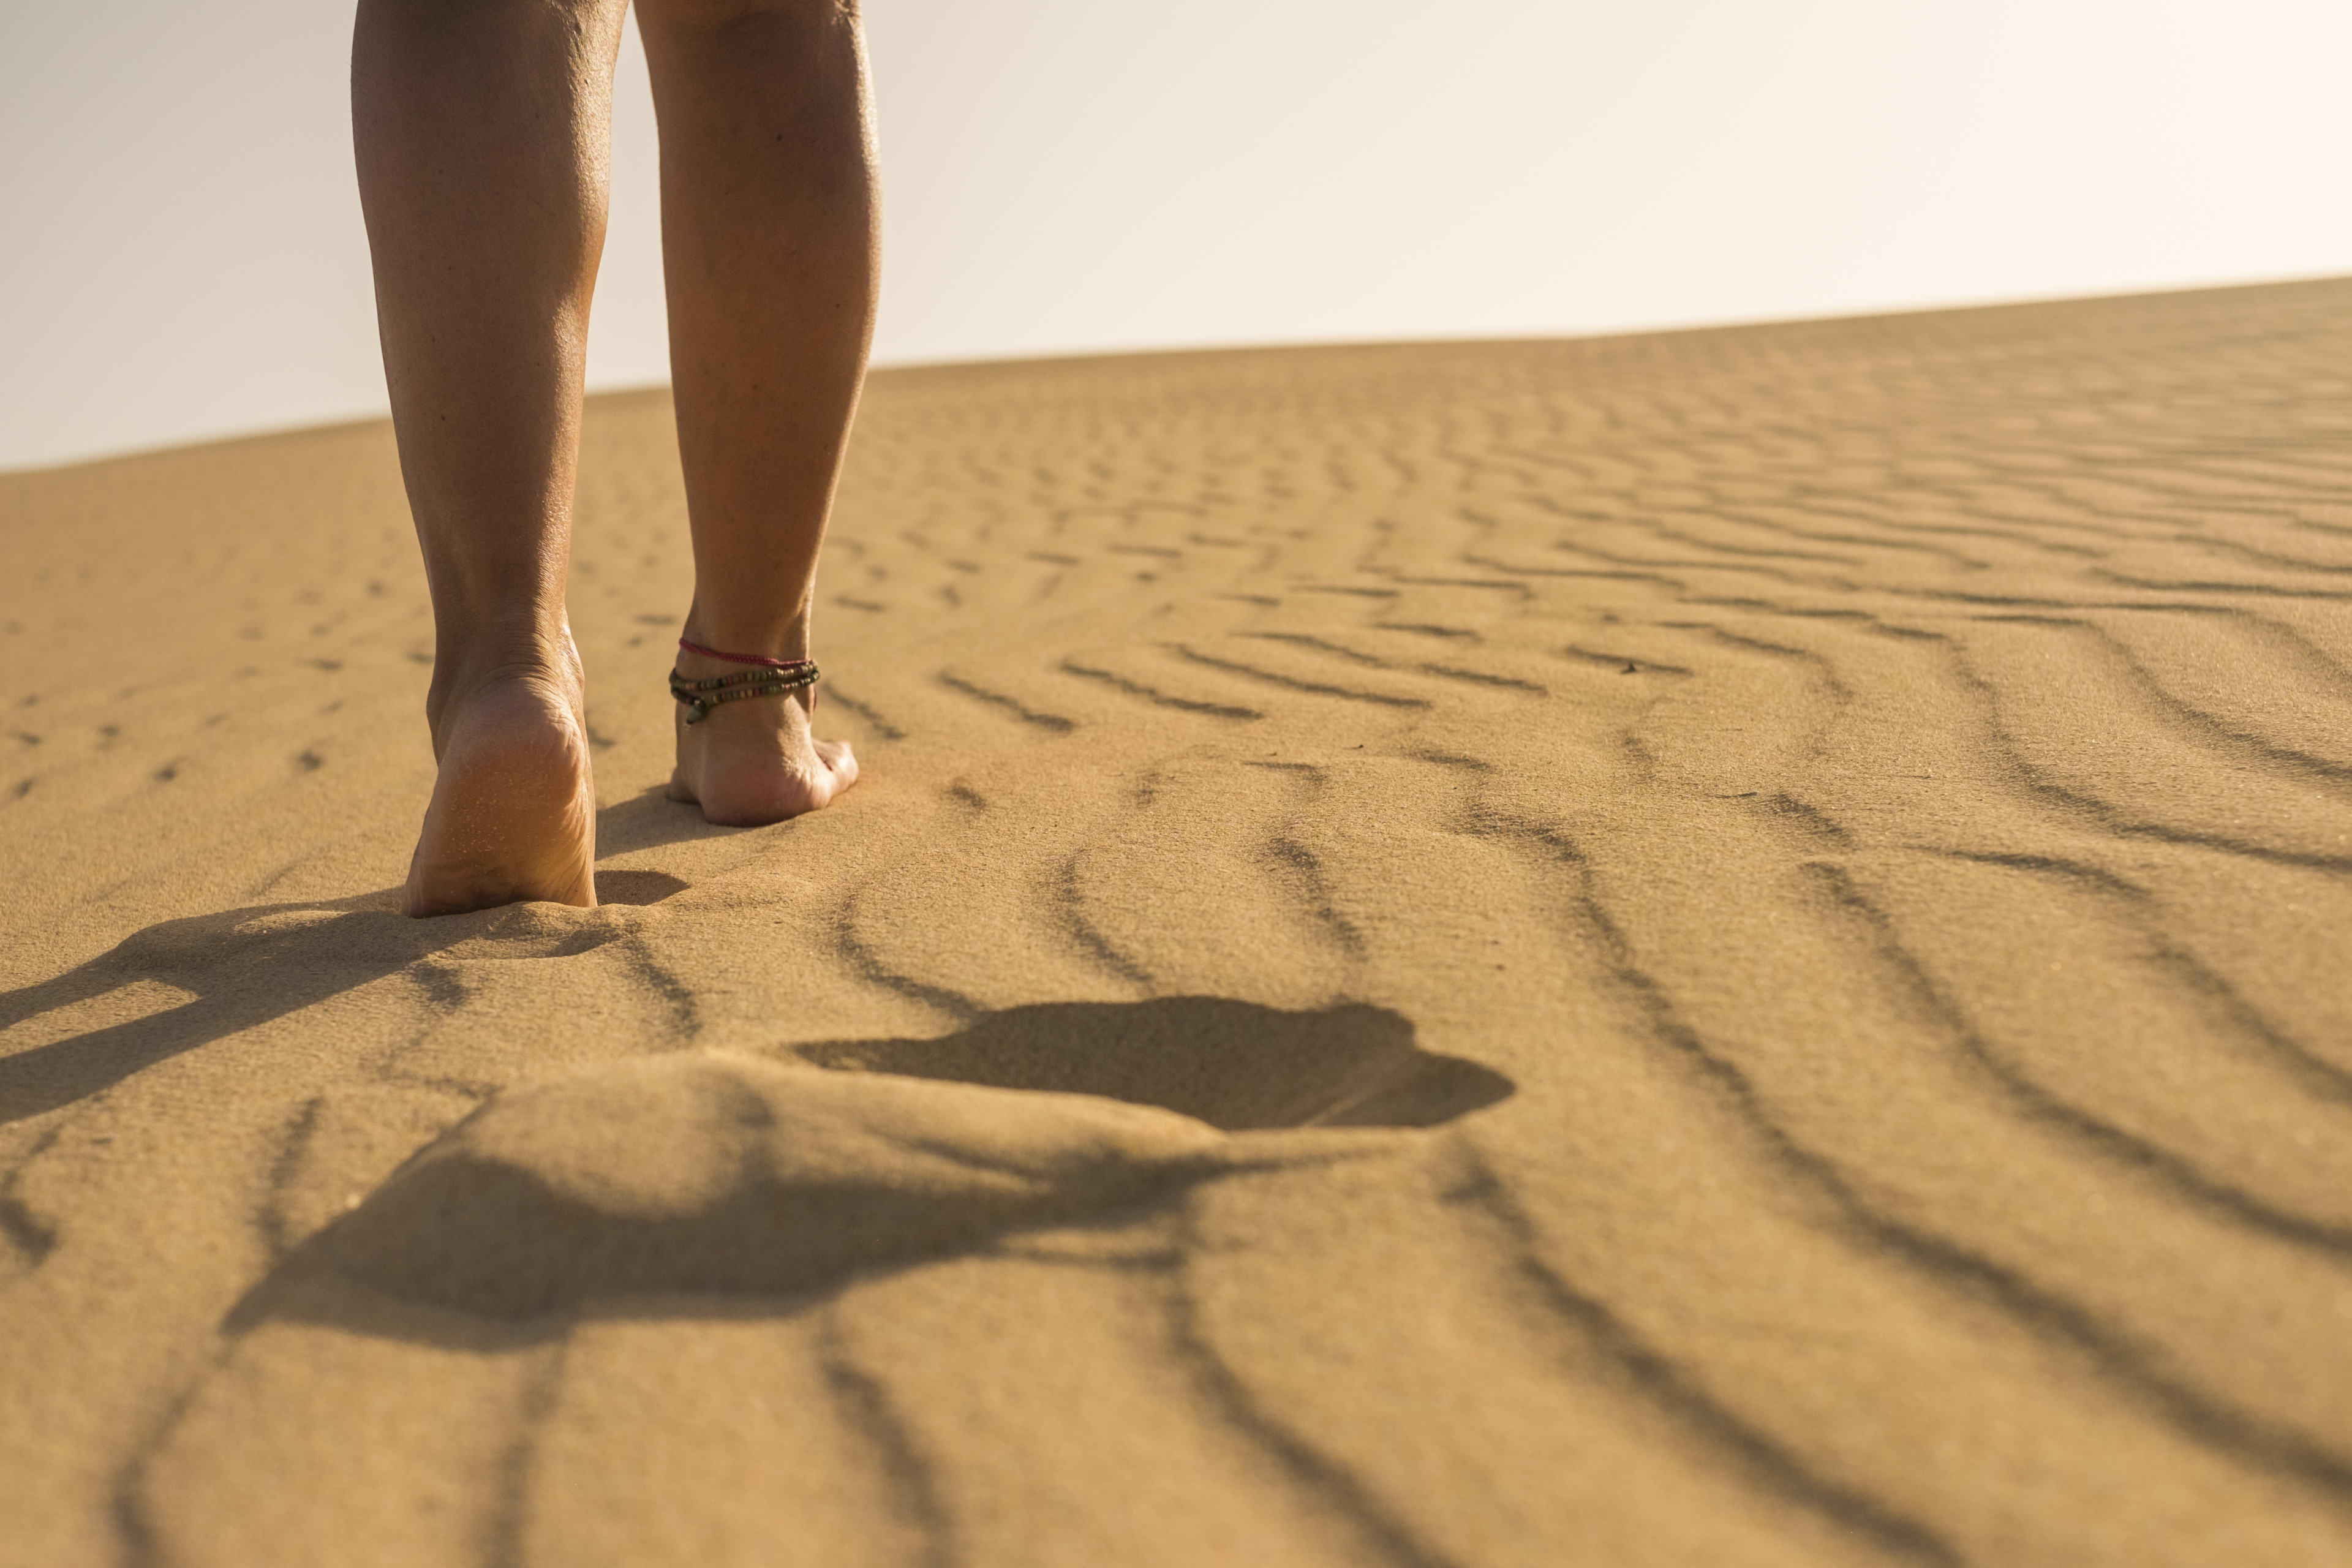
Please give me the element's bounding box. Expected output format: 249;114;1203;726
640;0;872;824
353;0;627;914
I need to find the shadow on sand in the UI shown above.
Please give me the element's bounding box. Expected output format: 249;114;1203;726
225;1000;1512;1335
6;863;1515;1339
790;996;1513;1132
0;792;707;1126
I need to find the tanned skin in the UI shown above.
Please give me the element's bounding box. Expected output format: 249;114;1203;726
353;0;873;915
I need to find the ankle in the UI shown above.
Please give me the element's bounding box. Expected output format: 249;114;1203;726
424;623;582;741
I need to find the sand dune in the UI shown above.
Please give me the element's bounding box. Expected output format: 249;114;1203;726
7;279;2352;1564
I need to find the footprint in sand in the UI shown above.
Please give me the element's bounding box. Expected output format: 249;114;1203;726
590;869;690;906
276;1000;1512;1319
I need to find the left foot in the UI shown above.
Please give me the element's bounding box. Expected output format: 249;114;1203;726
404;646;598;917
667;645;859;827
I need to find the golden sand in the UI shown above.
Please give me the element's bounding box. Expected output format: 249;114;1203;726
6;279;2352;1565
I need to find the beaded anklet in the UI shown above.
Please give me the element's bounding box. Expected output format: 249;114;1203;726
670;638;820;725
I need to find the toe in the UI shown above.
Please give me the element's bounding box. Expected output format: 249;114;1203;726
816;738;859;789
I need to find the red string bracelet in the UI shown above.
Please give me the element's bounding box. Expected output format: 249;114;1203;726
677;637;810;669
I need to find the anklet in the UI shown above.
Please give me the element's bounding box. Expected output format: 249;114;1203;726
670;658;820;725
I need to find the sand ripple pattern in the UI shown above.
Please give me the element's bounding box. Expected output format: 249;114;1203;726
6;281;2352;1564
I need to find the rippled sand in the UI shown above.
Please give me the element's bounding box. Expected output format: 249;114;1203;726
6;279;2352;1566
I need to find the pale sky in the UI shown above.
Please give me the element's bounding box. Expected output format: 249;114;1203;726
5;1;2351;471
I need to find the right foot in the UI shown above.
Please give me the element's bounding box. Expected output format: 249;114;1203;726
404;653;598;917
667;646;859;827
